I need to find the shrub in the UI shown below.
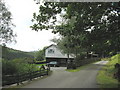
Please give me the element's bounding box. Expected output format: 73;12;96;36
12;58;37;74
2;59;17;75
2;58;37;75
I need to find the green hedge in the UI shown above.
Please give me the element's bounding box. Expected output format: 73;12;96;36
76;58;101;67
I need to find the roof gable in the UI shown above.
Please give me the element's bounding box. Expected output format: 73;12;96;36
45;44;74;58
45;44;57;50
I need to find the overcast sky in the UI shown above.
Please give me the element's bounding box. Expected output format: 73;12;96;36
4;0;59;52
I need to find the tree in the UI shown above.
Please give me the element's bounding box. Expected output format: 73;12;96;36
35;49;45;61
51;34;87;69
88;3;120;57
0;0;16;44
31;2;120;57
35;46;47;61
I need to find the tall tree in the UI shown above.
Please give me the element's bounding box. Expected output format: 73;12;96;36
35;46;47;61
0;0;16;44
31;2;120;57
35;49;45;61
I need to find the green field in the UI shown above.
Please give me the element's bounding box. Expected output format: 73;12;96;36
97;54;120;88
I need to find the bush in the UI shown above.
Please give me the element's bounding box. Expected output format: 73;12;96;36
114;63;120;68
12;58;37;74
2;58;37;75
2;59;17;75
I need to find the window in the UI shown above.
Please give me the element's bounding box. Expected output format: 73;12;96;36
48;49;54;54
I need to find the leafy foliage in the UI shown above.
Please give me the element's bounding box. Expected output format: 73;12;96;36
31;2;120;58
35;49;45;61
0;0;16;44
34;46;48;61
2;58;37;76
2;59;17;75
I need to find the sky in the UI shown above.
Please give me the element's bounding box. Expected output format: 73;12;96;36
4;0;59;52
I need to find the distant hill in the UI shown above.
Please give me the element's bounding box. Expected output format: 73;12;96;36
1;45;36;60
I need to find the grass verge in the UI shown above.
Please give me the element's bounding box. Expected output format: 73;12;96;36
97;54;120;88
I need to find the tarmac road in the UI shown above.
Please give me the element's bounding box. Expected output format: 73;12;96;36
22;61;108;88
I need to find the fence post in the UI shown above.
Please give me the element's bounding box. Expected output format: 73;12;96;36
46;68;49;75
48;65;50;71
29;72;32;81
17;74;19;85
39;68;41;77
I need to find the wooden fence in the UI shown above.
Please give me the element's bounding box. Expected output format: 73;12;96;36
2;67;50;86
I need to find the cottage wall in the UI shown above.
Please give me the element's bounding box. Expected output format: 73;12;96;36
45;45;74;58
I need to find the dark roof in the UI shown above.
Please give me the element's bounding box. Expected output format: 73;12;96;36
45;44;57;50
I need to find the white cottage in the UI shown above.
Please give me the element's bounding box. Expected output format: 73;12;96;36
45;44;74;66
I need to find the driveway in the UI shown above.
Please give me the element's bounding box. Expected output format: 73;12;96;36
22;61;108;88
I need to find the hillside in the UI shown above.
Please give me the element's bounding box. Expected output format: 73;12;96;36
1;45;36;60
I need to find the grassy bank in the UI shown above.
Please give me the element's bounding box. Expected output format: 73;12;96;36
97;54;120;88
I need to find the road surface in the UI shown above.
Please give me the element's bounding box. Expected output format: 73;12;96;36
22;61;108;88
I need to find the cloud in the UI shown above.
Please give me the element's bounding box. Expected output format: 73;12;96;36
5;0;59;51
